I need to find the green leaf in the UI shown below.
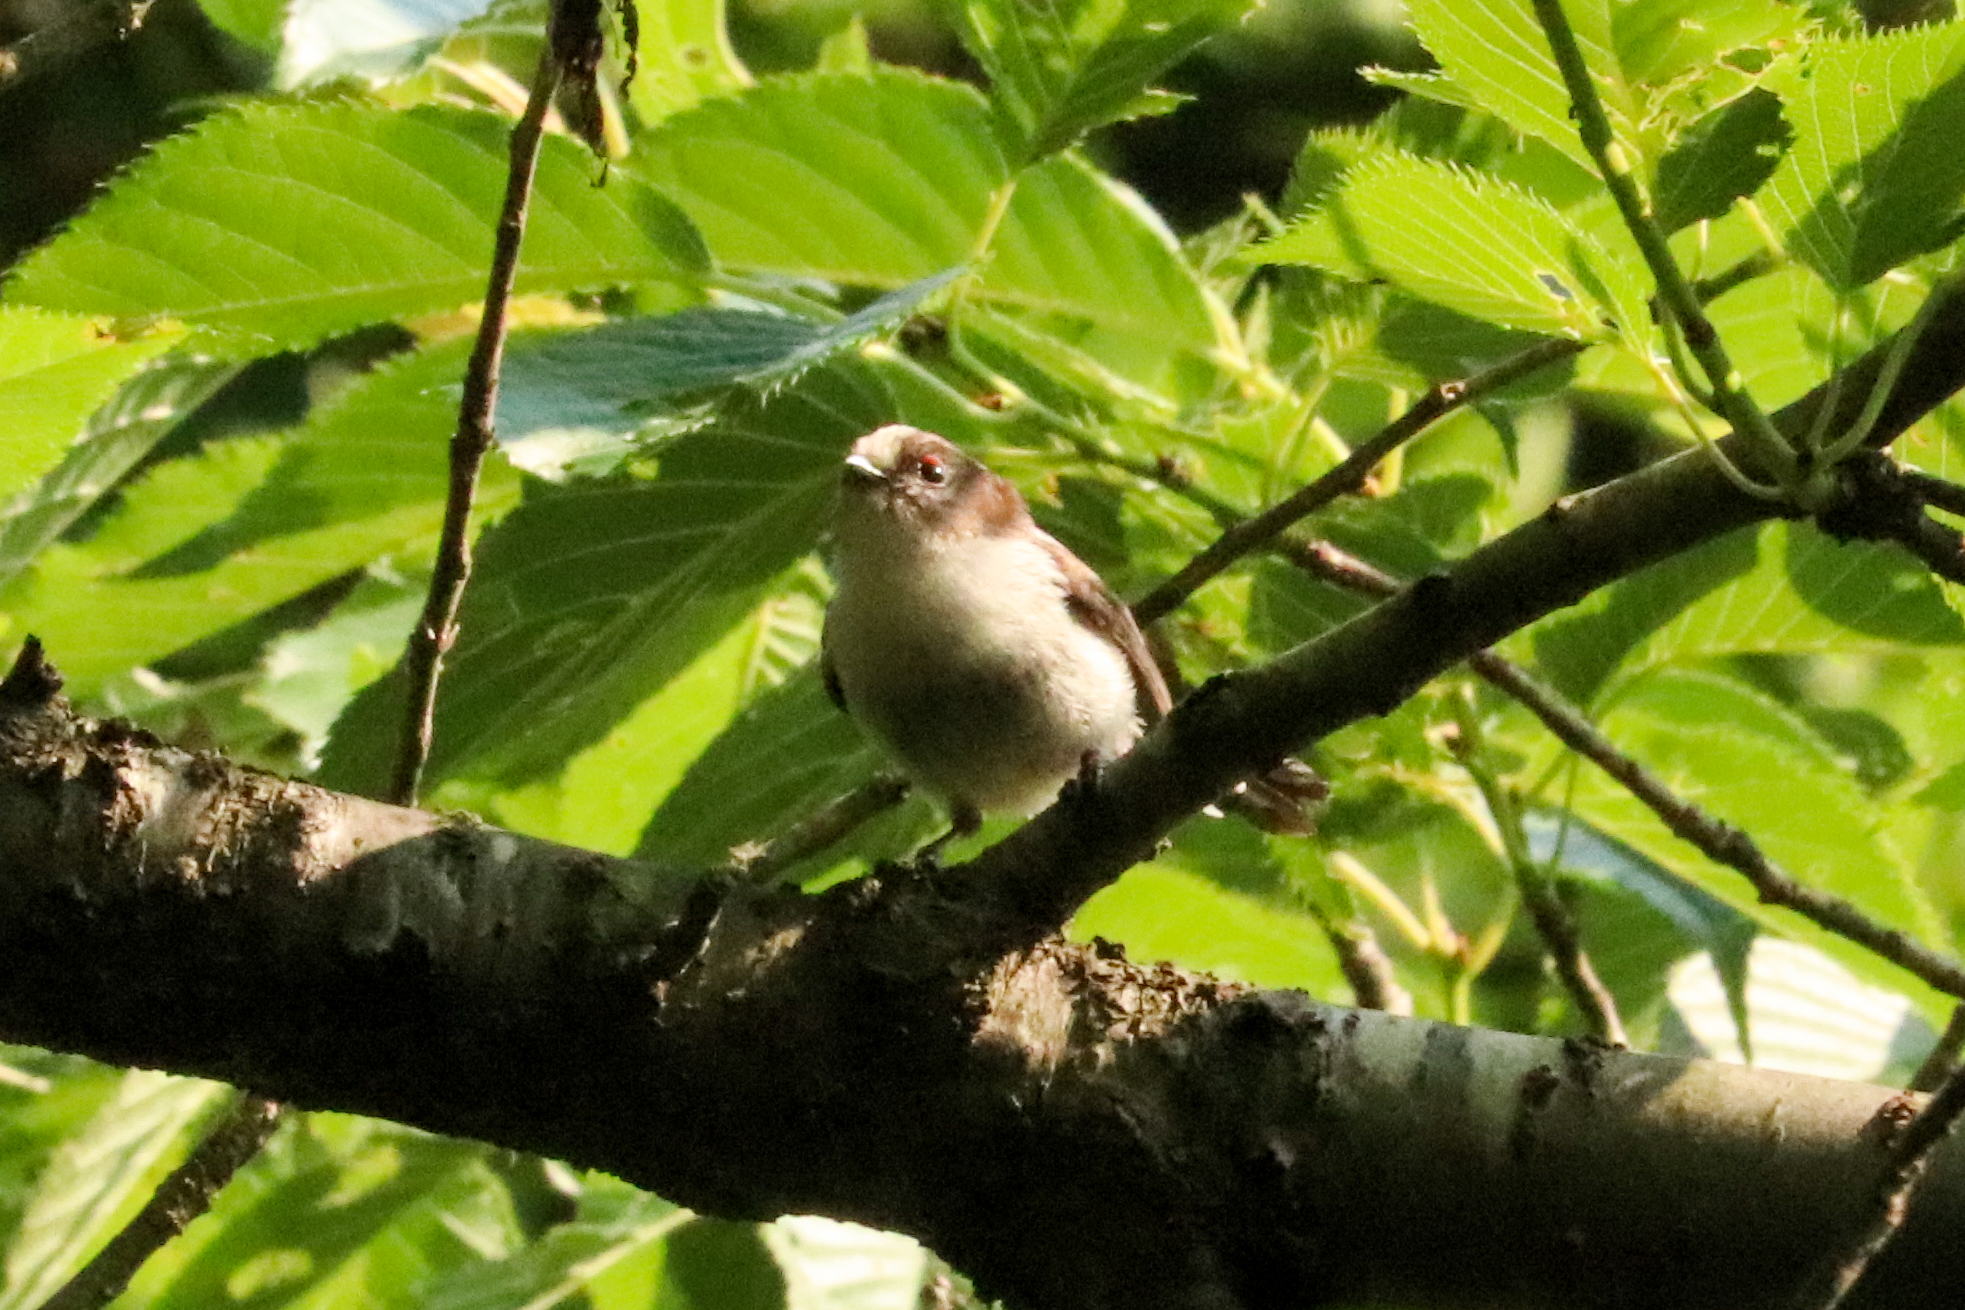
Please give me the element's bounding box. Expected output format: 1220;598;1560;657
0;1073;231;1310
7;103;707;350
1652;87;1791;233
628;0;752;123
125;1118;516;1310
0;354;242;589
944;0;1255;161
478;573;825;855
1610;0;1806;91
1567;669;1944;1006
423;1188;687;1310
247;571;426;766
496;270;965;476
1757;23;1965;290
631;69;1218;350
634;663;935;871
0;339;520;697
763;1217;926;1310
320;363;892;792
1532;521;1965;706
0;311;183;506
1257;153;1648;342
1400;0;1630;172
1074;818;1349;996
0;1056;124;1260
194;0;286;51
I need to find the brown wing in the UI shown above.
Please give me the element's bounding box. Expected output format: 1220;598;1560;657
1041;533;1173;722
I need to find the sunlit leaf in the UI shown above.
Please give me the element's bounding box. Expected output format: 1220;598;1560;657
1757;23;1965;290
632;68;1217;350
1258;153;1648;343
0;310;183;507
945;0;1256;160
8;103;707;350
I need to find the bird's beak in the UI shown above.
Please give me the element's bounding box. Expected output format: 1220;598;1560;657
842;453;888;485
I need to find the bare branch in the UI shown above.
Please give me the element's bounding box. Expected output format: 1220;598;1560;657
36;1096;283;1310
1911;1005;1965;1095
1791;1067;1965;1310
1130;337;1582;627
727;776;912;883
1818;453;1965;586
391;44;565;806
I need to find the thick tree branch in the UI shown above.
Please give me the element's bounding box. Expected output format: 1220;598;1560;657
0;670;1960;1310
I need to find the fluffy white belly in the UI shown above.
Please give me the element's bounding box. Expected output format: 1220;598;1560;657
826;533;1142;815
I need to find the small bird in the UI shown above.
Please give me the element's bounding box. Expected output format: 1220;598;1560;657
821;424;1318;848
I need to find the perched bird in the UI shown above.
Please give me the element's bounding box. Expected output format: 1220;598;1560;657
821;424;1318;847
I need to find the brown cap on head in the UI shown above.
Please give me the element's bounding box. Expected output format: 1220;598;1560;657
838;426;1025;534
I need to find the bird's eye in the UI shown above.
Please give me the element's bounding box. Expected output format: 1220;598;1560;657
917;454;947;485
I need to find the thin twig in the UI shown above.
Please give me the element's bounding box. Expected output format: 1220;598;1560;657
36;1097;284;1310
1292;538;1965;1002
727;776;913;883
1312;910;1413;1015
1910;1004;1965;1093
1789;1067;1965;1310
1449;693;1627;1046
1130;337;1582;626
390;44;564;806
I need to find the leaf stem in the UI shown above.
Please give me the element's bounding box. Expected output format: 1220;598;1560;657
1528;0;1800;495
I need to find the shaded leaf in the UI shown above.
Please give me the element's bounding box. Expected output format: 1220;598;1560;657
423;1187;686;1310
125;1118;517;1310
1653;87;1791;232
496;269;965;476
1531;521;1963;706
634;662;935;871
0;353;242;589
320;363;892;792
